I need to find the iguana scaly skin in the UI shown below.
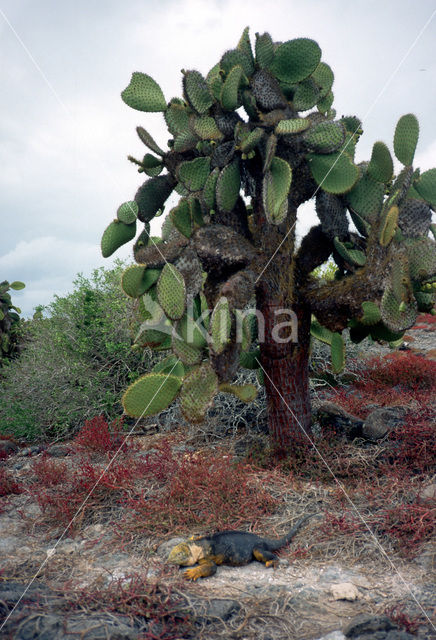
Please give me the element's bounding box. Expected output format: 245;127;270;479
167;515;314;580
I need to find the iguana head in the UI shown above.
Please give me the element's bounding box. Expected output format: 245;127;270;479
167;541;204;566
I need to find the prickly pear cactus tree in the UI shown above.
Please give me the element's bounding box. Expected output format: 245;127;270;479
0;280;25;366
102;28;436;454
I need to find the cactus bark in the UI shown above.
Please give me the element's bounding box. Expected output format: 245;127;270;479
257;289;311;454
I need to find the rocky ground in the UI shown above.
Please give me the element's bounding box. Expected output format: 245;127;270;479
0;319;434;640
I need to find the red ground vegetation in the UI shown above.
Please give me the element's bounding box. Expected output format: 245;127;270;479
414;312;436;327
0;467;23;497
64;571;192;639
123;442;278;535
334;352;436;419
24;419;278;536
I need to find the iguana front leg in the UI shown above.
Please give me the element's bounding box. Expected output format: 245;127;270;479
184;558;217;581
253;547;278;568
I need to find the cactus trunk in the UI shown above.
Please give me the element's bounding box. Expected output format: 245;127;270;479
257;288;312;456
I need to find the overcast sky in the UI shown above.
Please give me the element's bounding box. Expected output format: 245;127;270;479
1;0;435;317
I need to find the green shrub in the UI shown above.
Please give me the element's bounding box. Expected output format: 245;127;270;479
0;261;157;442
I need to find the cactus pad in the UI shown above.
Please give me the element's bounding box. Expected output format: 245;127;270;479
369;322;404;344
141;154;163;177
176;313;207;349
9;282;25;291
238;127;264;153
398;198;432;237
292;78;320;111
170;199;192;238
237;27;254;67
310;319;333;345
157;264;186;320
101;219;136;258
202;166;220;211
153;354;185;378
221;48;254;78
210;297;232;354
216;160;241;213
136;127;166;156
307;152;359;194
263;133;277;173
122;373;181;417
381;286;417;333
414;290;435;312
304;121;345;154
183;70;214;114
251;69;287;111
316;90;334;115
345;171;385;220
262;156;292;224
269;38;321;84
330;332;345;373
405;237;436;282
221;65;244;111
315;191;348;240
173;129;199;153
379;205;399;247
349;210;371;237
360;301;381;325
117;201;139;225
414;168;436;208
255;32;274;69
333;237;366;266
121;72;167;112
178;157;211;192
241;311;258;349
172;334;203;365
219;382;258;402
135;175;174;222
174;246;203;302
311;61;334;98
122;265;160;298
180;363;218;423
394;113;419;166
367;141;393;183
390;166;414;206
275;118;310;135
165;101;190;136
191;115;223;141
239;347;261;369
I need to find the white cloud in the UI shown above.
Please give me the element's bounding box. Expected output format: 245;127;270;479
1;0;435;313
0;236;114;316
415;139;436;172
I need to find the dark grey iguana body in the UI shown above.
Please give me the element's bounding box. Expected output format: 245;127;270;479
167;514;314;580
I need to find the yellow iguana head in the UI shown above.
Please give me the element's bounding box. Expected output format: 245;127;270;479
167;541;204;566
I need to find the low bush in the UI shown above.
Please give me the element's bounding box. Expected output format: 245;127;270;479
0;262;158;442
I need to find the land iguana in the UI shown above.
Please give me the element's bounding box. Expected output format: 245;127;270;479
167;514;314;580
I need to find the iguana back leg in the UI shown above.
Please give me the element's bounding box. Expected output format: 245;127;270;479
184;559;217;581
253;547;278;568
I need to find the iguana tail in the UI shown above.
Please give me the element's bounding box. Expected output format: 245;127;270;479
264;514;315;551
